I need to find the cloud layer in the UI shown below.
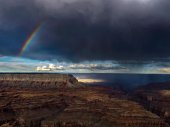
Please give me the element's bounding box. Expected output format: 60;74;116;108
0;0;170;62
1;56;170;74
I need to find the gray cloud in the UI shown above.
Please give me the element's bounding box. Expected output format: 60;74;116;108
0;0;170;61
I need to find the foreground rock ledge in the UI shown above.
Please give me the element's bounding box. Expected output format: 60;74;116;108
0;73;167;127
0;73;80;89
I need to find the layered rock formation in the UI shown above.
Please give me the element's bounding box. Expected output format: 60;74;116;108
0;88;165;127
0;74;79;89
134;82;170;126
0;74;167;127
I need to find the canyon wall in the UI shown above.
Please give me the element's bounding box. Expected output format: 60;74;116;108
0;74;80;89
134;82;170;126
0;87;166;127
0;74;168;127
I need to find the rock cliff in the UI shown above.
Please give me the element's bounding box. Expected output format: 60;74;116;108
0;74;167;127
134;82;170;126
0;86;166;127
0;73;80;89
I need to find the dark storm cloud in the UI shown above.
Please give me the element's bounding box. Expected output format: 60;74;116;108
0;0;170;61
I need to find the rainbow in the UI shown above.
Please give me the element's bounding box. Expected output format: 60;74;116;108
18;23;42;56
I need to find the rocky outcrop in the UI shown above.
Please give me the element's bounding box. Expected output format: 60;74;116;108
0;74;167;127
0;74;80;89
134;82;170;126
0;123;14;127
0;85;166;127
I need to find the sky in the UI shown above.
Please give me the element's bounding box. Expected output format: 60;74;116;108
0;0;170;73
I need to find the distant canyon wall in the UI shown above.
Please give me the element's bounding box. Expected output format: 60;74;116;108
0;73;80;88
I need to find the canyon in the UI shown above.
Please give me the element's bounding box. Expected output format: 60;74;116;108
134;82;170;126
0;73;169;127
0;74;80;89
